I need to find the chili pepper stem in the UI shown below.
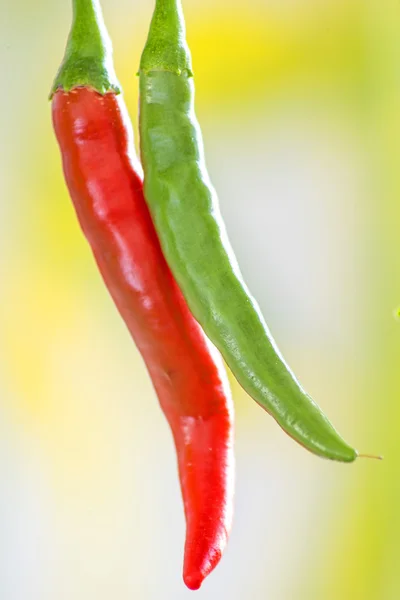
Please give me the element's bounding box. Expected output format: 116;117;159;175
140;0;193;75
50;0;120;97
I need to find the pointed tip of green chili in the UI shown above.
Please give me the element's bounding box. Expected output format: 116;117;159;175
344;447;358;463
49;0;121;99
139;0;193;76
320;445;357;463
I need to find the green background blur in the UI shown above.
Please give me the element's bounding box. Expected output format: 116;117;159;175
1;0;399;598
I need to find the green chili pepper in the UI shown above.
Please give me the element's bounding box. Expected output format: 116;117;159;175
138;0;358;462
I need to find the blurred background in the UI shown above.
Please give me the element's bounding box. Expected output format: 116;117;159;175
1;0;399;598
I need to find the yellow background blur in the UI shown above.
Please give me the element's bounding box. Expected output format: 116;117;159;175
1;0;399;598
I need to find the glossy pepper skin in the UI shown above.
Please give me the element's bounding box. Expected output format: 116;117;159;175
138;0;357;463
51;0;234;590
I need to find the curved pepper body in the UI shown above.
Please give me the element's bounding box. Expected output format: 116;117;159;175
138;0;357;462
52;86;234;590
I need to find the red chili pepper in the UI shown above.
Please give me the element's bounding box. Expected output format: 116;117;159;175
50;1;234;590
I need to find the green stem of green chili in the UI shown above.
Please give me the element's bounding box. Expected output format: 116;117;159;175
140;0;193;76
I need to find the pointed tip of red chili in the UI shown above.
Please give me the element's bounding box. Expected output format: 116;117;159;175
183;570;204;591
183;544;220;590
183;535;225;591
